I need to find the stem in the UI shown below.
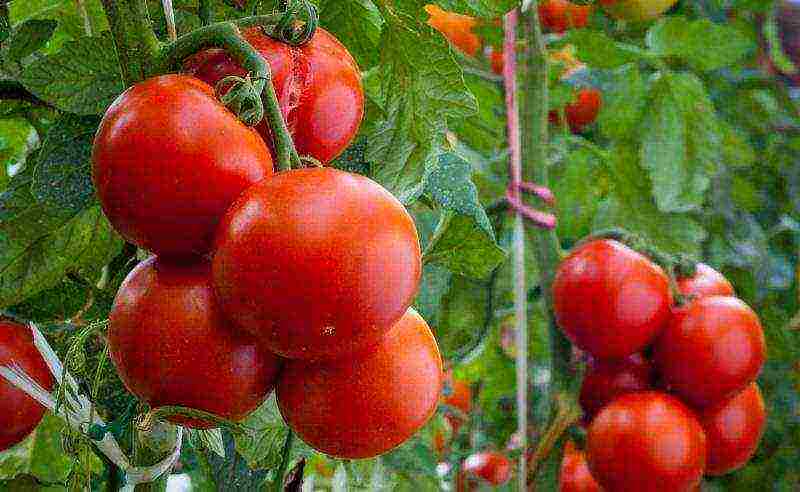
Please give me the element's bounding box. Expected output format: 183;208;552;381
502;10;528;492
162;0;177;41
76;0;93;35
100;0;161;86
526;394;581;483
159;19;301;170
273;431;295;491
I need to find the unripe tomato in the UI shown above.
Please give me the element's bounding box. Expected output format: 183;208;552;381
655;296;766;407
108;257;281;429
443;370;472;430
539;0;592;33
677;263;735;299
92;74;273;258
553;239;673;359
0;321;54;451
212;167;421;360
579;353;654;420
276;309;443;458
560;441;602;492
599;0;679;21
699;383;766;476
553;88;602;133
424;4;481;57
462;451;513;486
587;392;706;492
184;27;363;164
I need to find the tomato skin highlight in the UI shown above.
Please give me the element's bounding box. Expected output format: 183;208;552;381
579;353;654;421
276;309;443;459
587;392;706;492
539;0;592;33
462;451;513;486
185;27;364;164
559;441;603;492
92;74;273;258
212;167;421;360
553;239;673;359
655;296;766;407
108;257;281;429
677;263;735;299
699;383;766;476
0;321;54;451
424;4;482;57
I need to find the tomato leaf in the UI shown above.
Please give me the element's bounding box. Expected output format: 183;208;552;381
550;144;603;242
18;34;124;115
0;19;57;65
398;0;519;18
646;17;756;72
382;434;439;486
318;0;383;70
0;414;74;483
597;64;647;141
233;396;310;472
558;30;646;69
415;263;453;329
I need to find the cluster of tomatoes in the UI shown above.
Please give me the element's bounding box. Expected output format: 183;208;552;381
554;239;767;491
87;26;444;459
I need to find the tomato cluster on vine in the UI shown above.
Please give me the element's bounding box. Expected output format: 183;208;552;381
88;25;443;459
555;239;767;491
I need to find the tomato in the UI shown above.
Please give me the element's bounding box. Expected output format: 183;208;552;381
699;383;766;476
92;74;273;258
425;4;482;57
539;0;592;33
276;309;443;458
443;370;472;431
599;0;679;21
677;263;735;299
553;239;673;359
654;296;766;407
587;392;706;492
184;27;363;164
551;88;602;133
212;167;421;360
108;257;281;429
0;321;54;451
579;353;654;421
490;48;504;75
560;441;602;492
462;451;513;486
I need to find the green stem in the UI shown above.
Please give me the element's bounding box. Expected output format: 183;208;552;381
159;19;301;170
199;0;213;26
273;431;295;491
100;0;161;86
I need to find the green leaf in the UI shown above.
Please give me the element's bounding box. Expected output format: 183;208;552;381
318;0;383;70
551;145;603;242
597;64;647;140
641;73;720;213
332;463;348;492
448;73;506;155
18;34;123;115
190;429;226;459
399;0;518;17
415;263;452;328
435;274;491;359
0;19;57;64
382;434;439;486
233;396;309;471
0;414;74;483
32;113;98;214
0;117;38;182
559;30;646;69
646;17;755;71
366;12;477;203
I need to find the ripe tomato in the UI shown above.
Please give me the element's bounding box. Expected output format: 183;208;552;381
184;27;363;164
587;392;706;492
560;441;602;492
600;0;678;21
0;321;54;451
699;383;766;476
539;0;592;33
553;239;673;359
443;370;472;430
579;353;654;421
550;88;602;133
655;296;766;407
425;4;482;57
92;74;273;258
212;167;421;360
108;257;281;429
677;263;735;299
462;451;513;486
276;309;443;458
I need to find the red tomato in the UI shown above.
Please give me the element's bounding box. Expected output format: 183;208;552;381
560;441;602;492
184;27;363;164
108;257;281;429
699;383;767;476
425;4;482;57
677;263;735;299
539;0;593;33
490;48;504;75
655;296;766;407
462;451;513;486
0;321;54;451
92;74;273;258
553;239;673;359
564;88;602;132
587;392;706;492
212;167;421;360
443;370;472;431
579;353;654;420
276;309;443;458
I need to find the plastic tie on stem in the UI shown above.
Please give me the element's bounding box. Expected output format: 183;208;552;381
505;181;557;230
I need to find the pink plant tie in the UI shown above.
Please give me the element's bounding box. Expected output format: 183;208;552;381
505;187;557;230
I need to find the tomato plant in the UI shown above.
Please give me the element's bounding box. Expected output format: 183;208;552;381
551;87;603;133
443;370;472;430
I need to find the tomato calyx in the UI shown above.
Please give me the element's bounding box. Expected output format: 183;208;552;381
216;74;265;126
